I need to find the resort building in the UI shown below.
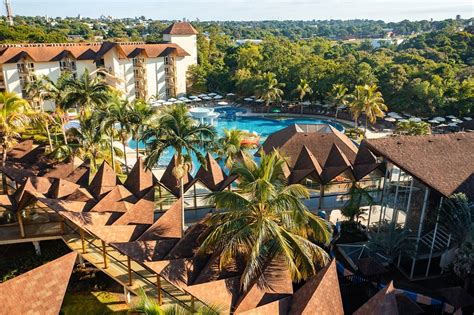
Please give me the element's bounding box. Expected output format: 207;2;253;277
364;133;474;279
0;21;198;109
260;124;384;213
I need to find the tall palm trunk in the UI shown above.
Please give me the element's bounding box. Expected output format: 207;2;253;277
135;128;140;160
45;123;53;152
179;177;185;234
364;115;369;137
109;132;115;171
2;143;7;193
121;138;129;174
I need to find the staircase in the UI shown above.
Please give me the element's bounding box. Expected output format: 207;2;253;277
419;226;451;252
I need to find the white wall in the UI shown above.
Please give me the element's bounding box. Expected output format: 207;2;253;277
3;63;21;95
164;34;197;63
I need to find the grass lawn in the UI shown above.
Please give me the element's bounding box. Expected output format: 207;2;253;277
61;291;129;315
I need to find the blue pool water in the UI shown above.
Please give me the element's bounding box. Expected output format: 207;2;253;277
129;107;344;168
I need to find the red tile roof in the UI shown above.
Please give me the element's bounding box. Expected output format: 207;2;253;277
0;252;77;315
162;22;199;35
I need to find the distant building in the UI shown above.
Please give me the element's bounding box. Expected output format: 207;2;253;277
235;39;263;46
0;22;198;110
371;37;405;48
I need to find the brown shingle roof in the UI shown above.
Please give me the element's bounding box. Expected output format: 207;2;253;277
111;239;178;263
162;22;199;35
353;281;398;315
124;158;155;198
89;185;137;213
195;153;229;191
112;188;155;225
6;140;34;161
289;145;323;184
353;141;381;180
159;155;194;197
137;198;183;240
0;252;76;315
165;220;208;259
64;159;91;186
87;224;148;243
185;276;241;312
320;144;353;184
288;260;344;315
365;133;474;199
260;124;358;169
88;161;118;199
48;178;80;199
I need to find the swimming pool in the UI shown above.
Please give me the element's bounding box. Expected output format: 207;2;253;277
129;107;344;167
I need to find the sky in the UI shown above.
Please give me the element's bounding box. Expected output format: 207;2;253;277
8;0;474;22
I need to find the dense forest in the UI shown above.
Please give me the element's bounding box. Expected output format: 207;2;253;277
189;25;473;116
0;15;473;116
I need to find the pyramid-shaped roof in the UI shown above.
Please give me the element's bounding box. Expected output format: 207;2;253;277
87;224;148;243
320;144;353;184
111;239;178;263
165;220;208;259
159;155;194;197
60;209;114;227
353;142;381;180
195;153;228;191
185;276;241;312
234;258;293;313
64;187;95;202
113;188;155;225
145;258;200;288
124;158;155;198
289;259;343;315
239;297;291;315
65;159;91;186
89;185;137;213
48;178;80;199
354;281;398;315
138;197;183;240
6;140;34;161
0;165;36;184
0;252;77;315
88;161;118;199
193;252;243;285
290;145;323;184
17;144;47;165
162;22;198;35
40;158;75;179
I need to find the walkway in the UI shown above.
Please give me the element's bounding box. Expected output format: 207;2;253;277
62;226;204;311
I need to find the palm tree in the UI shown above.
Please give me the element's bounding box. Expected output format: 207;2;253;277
63;69;110;115
215;128;256;169
30;110;55;152
70;109;121;171
347;84;387;134
199;150;332;291
342;184;374;222
395;120;431;136
24;75;48;111
0;92;31;166
99;93;133;173
255;72;285;113
43;74;72;145
129;100;155;160
143;104;216;232
294;79;313;114
367;222;415;264
327;83;348;119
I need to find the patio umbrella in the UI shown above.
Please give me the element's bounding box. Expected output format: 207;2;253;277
388;112;400;117
437;123;448;127
207;92;217;96
168;98;177;102
193;98;202;102
202;96;212;100
448;122;459;127
214;95;223;99
189;95;199;99
184;99;192;103
409;117;422;122
398;119;409;123
164;101;173;106
178;97;188;101
198;94;207;98
226;93;236;96
244;98;253;102
217;101;228;106
464;117;472;121
428;119;440;124
156;99;166;103
301;101;312;106
446;115;456;119
256;99;265;103
433;116;445;122
451;118;463;123
384;117;396;122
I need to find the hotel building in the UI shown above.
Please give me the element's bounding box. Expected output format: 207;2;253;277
0;22;198;109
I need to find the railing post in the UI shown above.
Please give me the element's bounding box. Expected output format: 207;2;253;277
127;256;133;286
191;296;195;311
102;240;108;269
193;185;197;209
80;229;87;253
158;185;163;211
59;216;65;235
17;211;25;238
156;274;163;305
